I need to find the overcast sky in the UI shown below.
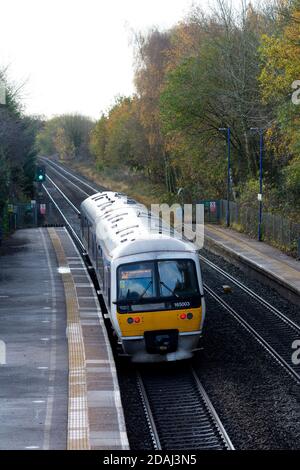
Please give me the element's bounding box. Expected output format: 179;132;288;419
0;0;243;119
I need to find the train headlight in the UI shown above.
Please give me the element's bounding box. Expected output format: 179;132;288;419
180;313;187;320
187;312;193;320
127;318;134;324
134;317;141;323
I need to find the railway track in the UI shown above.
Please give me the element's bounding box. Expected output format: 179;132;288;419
42;184;84;251
200;257;300;384
41;157;100;195
137;366;234;450
204;283;300;383
199;254;300;333
42;159;235;450
42;159;300;386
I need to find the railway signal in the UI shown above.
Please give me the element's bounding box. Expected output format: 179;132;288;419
35;165;46;183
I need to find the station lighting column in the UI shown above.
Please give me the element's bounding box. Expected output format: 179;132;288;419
218;127;231;227
250;128;264;242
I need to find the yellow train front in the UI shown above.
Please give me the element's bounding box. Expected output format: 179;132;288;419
80;192;205;363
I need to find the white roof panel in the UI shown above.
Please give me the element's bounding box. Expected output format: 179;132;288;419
80;192;196;259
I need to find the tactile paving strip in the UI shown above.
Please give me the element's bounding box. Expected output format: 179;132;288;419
48;228;90;450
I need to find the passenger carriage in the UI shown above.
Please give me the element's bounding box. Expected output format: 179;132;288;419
80;192;205;362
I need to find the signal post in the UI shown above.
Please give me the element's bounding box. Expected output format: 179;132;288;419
34;164;47;225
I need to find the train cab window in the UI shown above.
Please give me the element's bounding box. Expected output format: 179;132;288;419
118;262;156;302
158;260;199;298
117;259;199;313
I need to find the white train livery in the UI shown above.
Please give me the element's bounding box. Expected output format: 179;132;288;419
80;192;205;362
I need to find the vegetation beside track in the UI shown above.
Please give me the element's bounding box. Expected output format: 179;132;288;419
62;160;174;208
36;1;300;226
0;69;40;235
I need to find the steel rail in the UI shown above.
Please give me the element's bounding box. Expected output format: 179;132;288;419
136;371;162;450
45;175;81;214
42;184;85;252
136;366;234;451
43;163;300;409
191;367;235;450
199;253;300;334
204;283;300;384
41;157;99;193
44;162;91;198
43;169;236;451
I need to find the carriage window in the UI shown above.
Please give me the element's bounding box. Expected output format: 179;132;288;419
118;262;156;301
158;260;199;297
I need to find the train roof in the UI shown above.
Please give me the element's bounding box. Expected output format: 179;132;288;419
80;191;197;259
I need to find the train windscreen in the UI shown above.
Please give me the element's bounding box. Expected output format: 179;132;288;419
117;259;199;313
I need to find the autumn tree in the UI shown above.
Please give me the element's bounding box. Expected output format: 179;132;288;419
90;96;150;173
89;114;108;170
134;29;176;190
37;114;94;161
0;68;39;233
159;1;272;201
259;0;300;206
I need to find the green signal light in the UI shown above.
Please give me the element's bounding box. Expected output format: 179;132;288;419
36;165;45;182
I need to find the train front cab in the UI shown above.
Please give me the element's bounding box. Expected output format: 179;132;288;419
112;253;205;363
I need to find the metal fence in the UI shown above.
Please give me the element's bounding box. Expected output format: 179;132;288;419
5;202;54;231
218;199;300;256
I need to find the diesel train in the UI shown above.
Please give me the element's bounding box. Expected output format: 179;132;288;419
80;192;205;362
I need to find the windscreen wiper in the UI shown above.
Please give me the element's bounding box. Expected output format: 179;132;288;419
160;281;179;297
137;280;153;302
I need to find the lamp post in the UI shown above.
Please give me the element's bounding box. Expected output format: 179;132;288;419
219;127;231;227
250;127;264;242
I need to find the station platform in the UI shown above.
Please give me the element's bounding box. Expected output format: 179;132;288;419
204;224;300;301
0;227;129;450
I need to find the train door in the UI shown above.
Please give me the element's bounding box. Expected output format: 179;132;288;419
98;245;104;290
105;264;111;305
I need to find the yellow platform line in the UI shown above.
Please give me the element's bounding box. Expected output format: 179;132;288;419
48;228;90;450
